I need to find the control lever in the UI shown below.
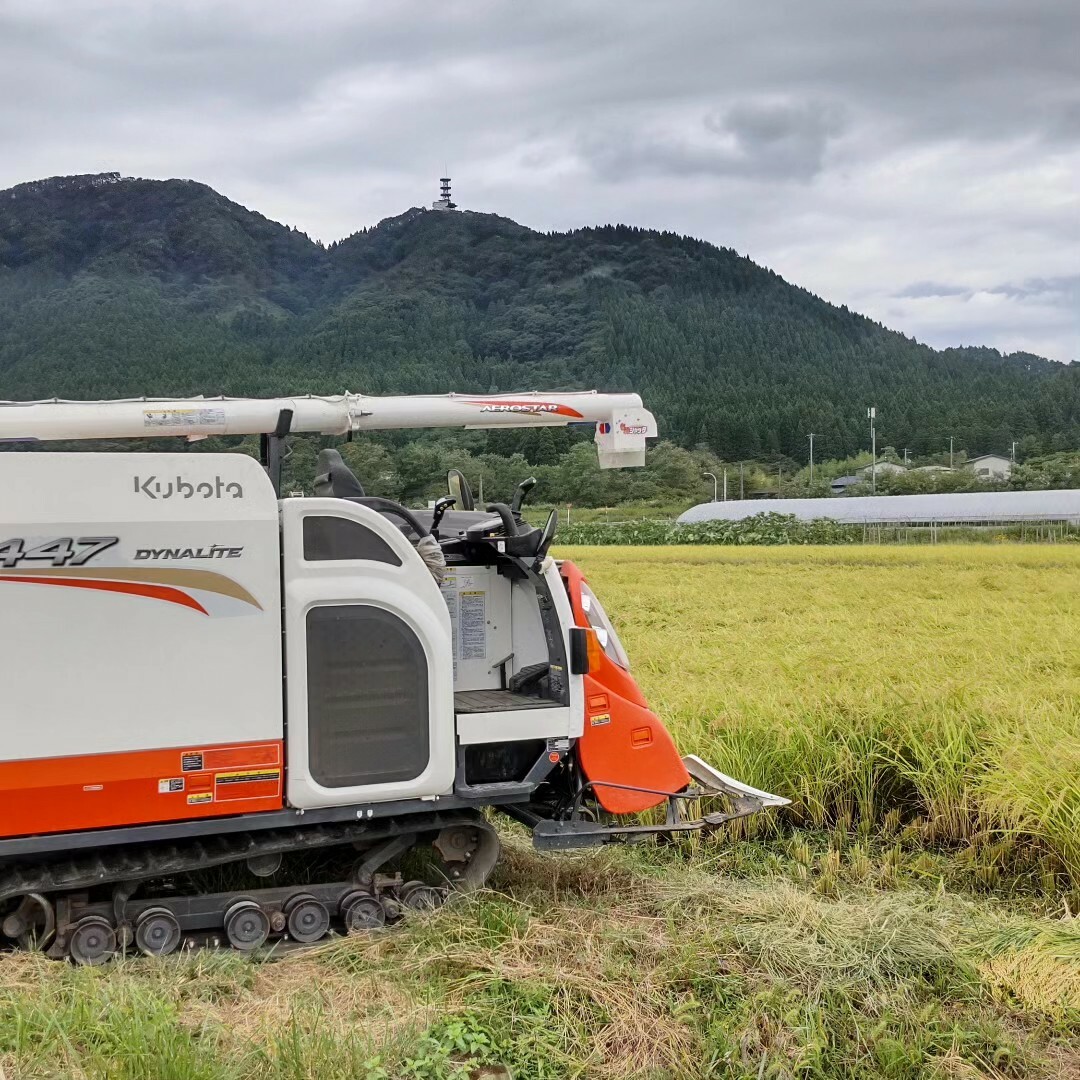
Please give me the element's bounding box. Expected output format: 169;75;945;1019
485;503;519;537
430;495;456;540
510;476;537;517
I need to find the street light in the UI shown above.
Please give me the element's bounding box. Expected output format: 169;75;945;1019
867;407;877;494
703;472;718;502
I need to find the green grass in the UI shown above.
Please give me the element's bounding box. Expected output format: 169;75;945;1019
2;545;1078;1078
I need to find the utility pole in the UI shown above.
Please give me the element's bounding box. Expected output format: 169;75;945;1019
703;472;718;502
1011;440;1017;463
949;437;954;470
867;407;877;494
903;448;910;465
808;432;817;486
722;468;728;501
739;462;745;500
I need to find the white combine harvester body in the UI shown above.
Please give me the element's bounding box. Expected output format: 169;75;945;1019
0;388;786;962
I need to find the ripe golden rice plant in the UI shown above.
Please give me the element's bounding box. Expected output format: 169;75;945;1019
560;544;1080;888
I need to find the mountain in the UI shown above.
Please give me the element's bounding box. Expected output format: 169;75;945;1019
1;172;1076;461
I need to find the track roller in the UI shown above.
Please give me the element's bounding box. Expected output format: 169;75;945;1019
69;915;117;966
339;890;386;933
399;881;445;913
223;899;270;952
283;893;330;944
134;906;182;956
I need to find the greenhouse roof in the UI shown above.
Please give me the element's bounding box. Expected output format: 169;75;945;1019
677;489;1080;526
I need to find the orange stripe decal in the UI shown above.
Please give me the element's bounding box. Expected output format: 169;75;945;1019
0;575;209;614
0;567;261;609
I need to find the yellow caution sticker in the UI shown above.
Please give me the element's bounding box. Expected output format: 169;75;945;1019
215;769;281;786
590;713;612;727
187;792;213;805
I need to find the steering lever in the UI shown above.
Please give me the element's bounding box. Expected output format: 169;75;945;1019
430;495;456;540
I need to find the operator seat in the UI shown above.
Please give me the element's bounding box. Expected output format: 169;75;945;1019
314;448;366;499
310;447;447;583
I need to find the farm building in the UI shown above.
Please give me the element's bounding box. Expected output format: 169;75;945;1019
857;461;907;478
830;475;861;494
967;453;1013;479
677;489;1080;526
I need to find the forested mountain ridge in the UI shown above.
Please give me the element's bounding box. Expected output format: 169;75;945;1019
1;172;1076;460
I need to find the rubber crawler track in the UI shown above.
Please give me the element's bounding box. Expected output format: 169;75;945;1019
0;809;494;907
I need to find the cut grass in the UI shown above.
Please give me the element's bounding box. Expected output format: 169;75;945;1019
1;841;1077;1079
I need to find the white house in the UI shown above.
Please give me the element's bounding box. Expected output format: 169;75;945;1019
967;454;1012;480
856;461;907;478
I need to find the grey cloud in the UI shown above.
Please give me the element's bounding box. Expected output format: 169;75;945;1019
896;282;972;299
577;98;846;183
989;275;1080;301
707;99;846;180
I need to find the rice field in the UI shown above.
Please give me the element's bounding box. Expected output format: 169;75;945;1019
1;544;1077;1079
564;545;1080;894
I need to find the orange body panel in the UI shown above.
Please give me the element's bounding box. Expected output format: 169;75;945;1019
560;562;690;814
0;740;283;838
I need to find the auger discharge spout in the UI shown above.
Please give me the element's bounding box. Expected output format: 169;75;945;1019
0;390;657;468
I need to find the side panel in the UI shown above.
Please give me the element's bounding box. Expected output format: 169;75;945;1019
0;452;284;837
0;741;282;836
282;499;456;808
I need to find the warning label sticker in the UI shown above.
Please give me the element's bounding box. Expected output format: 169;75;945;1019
441;581;459;679
158;778;185;794
215;769;281;787
187;792;212;805
181;752;204;773
590;713;612;727
459;590;487;660
144;407;226;429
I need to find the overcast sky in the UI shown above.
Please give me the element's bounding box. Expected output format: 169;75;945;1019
2;0;1077;362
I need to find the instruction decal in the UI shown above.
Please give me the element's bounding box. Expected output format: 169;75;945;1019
144;407;227;429
459;590;487;660
181;752;204;772
187;792;212;805
158;777;185;794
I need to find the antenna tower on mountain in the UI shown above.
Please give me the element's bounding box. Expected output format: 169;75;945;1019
432;176;457;211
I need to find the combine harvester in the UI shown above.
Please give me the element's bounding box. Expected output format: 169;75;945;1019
0;390;786;962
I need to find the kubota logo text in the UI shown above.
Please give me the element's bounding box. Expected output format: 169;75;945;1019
134;476;244;500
